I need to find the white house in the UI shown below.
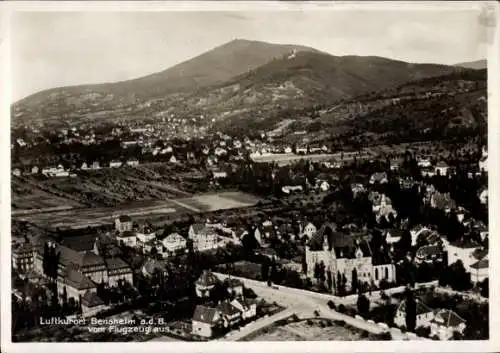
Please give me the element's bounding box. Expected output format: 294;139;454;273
126;159;140;167
394;299;434;329
81;162;89;170
418;158;432;168
231;298;257;320
435;161;450;176
169;155;177;163
115;230;137;248
192;305;221;338
319;181;330;192
213;170;228;179
299;221;317;240
284;146;293;154
430;309;467;340
109;161;122;168
469;257;488;283
282;185;303;194
161;233;187;254
479;188;488;205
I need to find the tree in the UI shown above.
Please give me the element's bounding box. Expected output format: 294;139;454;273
480;278;489;298
357;294;370;317
351;268;359;294
447;260;473;291
405;288;417;332
261;261;269;281
326;270;333;292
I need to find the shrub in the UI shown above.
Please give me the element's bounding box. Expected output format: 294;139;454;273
338;304;347;313
361;331;369;338
306;319;314;326
400;326;407;333
327;300;336;310
415;326;431;338
334;320;346;327
378;332;392;340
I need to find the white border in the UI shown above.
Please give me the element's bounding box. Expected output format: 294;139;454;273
1;1;499;353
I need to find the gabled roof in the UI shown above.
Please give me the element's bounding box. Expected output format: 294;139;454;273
192;305;220;324
397;299;433;316
81;290;105;308
470;258;488;270
118;215;132;222
431;309;466;327
118;230;136;238
216;301;241;316
60;268;96;290
105;257;131;271
416;245;443;259
190;223;206;234
196;270;220;287
12;243;33;255
436;161;449;168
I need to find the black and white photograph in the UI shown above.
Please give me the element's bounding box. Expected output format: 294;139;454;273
1;1;499;350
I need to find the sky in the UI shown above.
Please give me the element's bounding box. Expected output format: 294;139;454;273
10;7;489;102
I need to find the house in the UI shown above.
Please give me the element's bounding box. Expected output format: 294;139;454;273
80;162;89;170
224;278;244;297
415;244;444;264
12;243;34;272
81;290;107;317
115;230;137;248
189;224;220;252
195;270;220;298
141;258;168;278
318;180;330;192
430;309;467;340
430;192;456;212
479;188;488;205
126;159;140;167
57;268;98;302
109;161;122;168
469;257;488;283
115;215;133;233
435;161;450;176
214;147;227;156
296;146;307;154
192;305;221;338
282;185;303;194
351;183;365;196
479;146;488;172
284;146;293;154
31;166;39;174
394;299;434;329
12;168;21;176
305;223;396;292
385;229;403;245
213;170;228;179
421;167;435;178
161;232;187;254
446;239;482;269
370;172;388;185
105;257;134;287
91;161;101;170
390;159;403;171
169;155;177;163
231;298;257;320
410;225;433;247
217;301;242;328
417;158;432;168
299;221;317;240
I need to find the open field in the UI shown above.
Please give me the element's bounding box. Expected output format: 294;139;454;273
250;152;364;166
13;191;263;230
248;318;374;341
176;191;263;212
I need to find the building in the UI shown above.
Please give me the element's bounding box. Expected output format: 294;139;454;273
126;159;140;167
435;161;450;176
141;258;168;278
12;243;34;272
479;188;488;205
213;170;228;179
161;233;187;254
394;299;434;329
195;270;220;298
469;258;488;283
192;305;221;338
188;224;219;252
217;301;242;328
299;221;317;240
81;290;107;317
479;146;488;173
430;309;467;340
109;161;122;168
415;244;444;264
105;258;134;287
57;268;98;302
116;230;137;248
231;298;257;320
305;223;396;292
385;229;403;245
115;215;133;233
224;278;244;297
370;172;388;185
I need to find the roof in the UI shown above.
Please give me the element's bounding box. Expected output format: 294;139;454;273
371;172;388;181
308;223;371;257
416;245;443;259
449;238;481;249
54;244;105;269
397;299;433;316
81;290;105;308
13;243;33;255
371;246;392;266
470;258;488;270
118;230;136;238
60;268;96;290
472;248;488;260
192;305;220;324
196;270;220;287
432;309;466;327
436;161;449;168
190;223;206;234
61;234;97;252
105;257;131;271
118;215;132;222
225;278;243;288
216;301;241;316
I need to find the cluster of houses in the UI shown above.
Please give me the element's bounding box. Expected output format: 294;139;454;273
12;234;134;318
191;271;258;338
114;215;241;258
394;299;467;340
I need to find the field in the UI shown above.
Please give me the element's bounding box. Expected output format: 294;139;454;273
248;319;375;341
176;192;262;212
13;191;263;230
250;152;369;166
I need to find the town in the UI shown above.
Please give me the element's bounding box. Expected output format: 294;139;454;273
11;120;489;342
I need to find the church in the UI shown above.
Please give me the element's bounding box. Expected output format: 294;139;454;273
305;223;396;293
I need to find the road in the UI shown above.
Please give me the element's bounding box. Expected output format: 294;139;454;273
214;273;429;341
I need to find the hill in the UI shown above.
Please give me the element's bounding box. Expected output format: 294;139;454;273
13;39;319;112
454;59;487;70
